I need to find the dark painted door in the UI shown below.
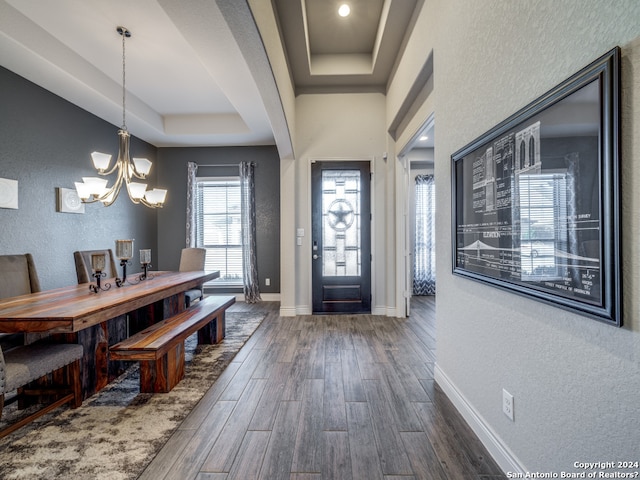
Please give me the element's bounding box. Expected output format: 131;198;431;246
311;161;371;313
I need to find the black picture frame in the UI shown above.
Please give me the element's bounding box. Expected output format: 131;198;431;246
451;47;621;326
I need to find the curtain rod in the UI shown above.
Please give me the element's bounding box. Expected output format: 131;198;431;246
196;162;256;168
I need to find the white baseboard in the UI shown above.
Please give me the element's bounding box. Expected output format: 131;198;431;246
259;293;280;302
434;364;525;475
281;304;402;317
371;305;398;316
277;304;312;316
279;305;297;317
224;293;281;303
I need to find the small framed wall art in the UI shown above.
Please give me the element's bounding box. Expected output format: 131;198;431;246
57;187;85;214
0;178;18;209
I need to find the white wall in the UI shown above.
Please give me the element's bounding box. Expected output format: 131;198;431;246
294;93;389;314
391;0;640;474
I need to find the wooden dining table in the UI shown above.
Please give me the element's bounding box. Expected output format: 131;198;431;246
0;270;219;398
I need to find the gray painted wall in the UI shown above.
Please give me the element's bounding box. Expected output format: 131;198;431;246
156;147;281;294
0;67;280;295
0;66;158;290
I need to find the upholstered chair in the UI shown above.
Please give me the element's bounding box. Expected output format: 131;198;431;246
73;249;119;284
0;253;84;437
0;254;42;349
179;248;207;308
0;342;83;438
0;253;41;300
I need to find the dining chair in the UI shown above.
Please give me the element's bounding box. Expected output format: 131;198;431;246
73;249;119;284
0;253;84;438
0;342;83;438
0;254;41;349
179;247;207;308
0;253;41;300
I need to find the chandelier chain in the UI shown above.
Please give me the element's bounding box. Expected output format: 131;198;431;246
121;28;126;130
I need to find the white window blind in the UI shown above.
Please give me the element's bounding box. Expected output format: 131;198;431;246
196;177;243;285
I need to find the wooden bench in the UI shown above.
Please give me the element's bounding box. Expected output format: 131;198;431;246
109;295;235;393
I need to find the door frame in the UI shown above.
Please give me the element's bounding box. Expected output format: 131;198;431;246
397;113;436;317
307;157;376;314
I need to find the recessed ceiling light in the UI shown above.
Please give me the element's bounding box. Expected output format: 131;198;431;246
338;4;351;17
419;135;429;141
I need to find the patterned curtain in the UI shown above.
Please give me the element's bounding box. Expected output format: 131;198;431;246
186;162;198;247
414;174;436;295
240;162;261;303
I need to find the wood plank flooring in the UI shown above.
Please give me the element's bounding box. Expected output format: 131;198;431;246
139;296;506;480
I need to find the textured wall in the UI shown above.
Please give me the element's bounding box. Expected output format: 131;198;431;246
0;67;280;294
155;146;281;293
426;0;640;473
0;67;158;290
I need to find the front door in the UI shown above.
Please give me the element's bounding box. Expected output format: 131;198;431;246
311;161;371;313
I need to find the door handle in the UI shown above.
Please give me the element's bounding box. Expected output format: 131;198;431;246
313;254;321;260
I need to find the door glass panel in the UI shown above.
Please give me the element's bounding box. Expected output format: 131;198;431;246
322;170;361;277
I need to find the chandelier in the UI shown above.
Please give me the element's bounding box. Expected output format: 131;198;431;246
75;26;167;208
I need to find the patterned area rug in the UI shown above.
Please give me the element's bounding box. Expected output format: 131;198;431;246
0;311;265;480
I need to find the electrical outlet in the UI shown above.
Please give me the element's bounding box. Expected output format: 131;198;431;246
265;278;270;286
502;389;514;421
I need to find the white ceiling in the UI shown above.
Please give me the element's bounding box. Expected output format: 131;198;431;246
0;0;423;148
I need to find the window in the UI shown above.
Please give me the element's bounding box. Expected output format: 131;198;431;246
413;174;436;295
195;177;243;285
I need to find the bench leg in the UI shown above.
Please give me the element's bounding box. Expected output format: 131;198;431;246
216;310;227;343
217;310;226;342
139;341;186;393
197;311;226;345
197;317;218;345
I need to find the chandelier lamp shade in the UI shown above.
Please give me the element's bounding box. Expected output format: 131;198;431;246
74;26;167;208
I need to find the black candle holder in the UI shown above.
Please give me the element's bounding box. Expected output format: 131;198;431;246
115;259;140;286
116;259;154;286
89;271;111;293
138;262;154;281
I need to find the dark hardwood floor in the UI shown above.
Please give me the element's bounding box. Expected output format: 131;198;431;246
139;296;506;480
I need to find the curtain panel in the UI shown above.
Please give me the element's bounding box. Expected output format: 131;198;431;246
240;162;261;303
414;174;436;295
186;161;198;248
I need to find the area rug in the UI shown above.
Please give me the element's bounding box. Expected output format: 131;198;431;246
0;311;265;480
